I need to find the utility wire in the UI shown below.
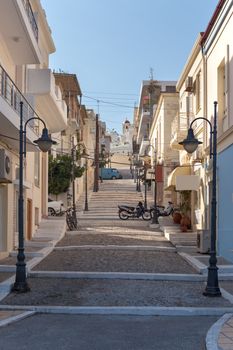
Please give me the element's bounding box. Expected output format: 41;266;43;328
83;95;134;109
83;91;138;96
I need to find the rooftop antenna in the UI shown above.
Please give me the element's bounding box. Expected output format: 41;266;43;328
149;67;154;81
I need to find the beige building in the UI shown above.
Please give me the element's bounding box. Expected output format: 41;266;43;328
0;0;66;257
149;92;179;205
200;0;233;261
172;34;205;230
172;0;233;260
52;73;84;208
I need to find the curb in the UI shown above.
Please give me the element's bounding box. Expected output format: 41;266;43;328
54;245;176;252
28;270;206;281
206;313;233;350
1;305;233;316
0;311;35;328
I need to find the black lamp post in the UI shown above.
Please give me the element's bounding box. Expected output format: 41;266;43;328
143;165;148;209
135;160;142;192
140;144;159;224
138;168;141;192
100;147;105;183
13;101;55;293
179;101;221;297
144;144;159;225
71;145;77;226
136;168;139;191
81;149;89;211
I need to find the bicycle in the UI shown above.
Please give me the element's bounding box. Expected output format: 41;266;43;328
66;207;78;230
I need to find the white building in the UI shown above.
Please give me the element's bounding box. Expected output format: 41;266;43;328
0;0;66;257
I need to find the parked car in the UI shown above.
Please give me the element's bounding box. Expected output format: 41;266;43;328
48;198;65;216
99;168;123;180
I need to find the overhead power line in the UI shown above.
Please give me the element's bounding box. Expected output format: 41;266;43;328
83;94;135;109
83;91;138;96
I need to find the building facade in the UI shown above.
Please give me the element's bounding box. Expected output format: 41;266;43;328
0;0;66;257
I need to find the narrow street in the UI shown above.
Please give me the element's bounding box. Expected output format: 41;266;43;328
0;176;231;349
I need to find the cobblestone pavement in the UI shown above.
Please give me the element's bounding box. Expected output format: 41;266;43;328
2;277;231;307
33;249;196;273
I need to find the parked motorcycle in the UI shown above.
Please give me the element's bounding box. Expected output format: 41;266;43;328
150;202;174;217
118;201;152;221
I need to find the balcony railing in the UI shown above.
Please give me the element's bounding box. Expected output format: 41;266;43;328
0;64;39;134
22;0;38;41
171;112;194;141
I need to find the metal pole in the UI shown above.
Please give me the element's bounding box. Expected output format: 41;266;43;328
203;101;221;296
144;166;147;209
138;170;141;192
13;101;30;292
71;144;76;223
93;114;99;192
84;158;88;211
100;152;103;183
152;149;159;224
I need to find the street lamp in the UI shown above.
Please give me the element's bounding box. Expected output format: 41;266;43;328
100;146;106;183
136;168;139;191
142;144;159;224
71;145;78;228
179;101;221;297
134;159;142;192
81;149;89;211
13;101;55;293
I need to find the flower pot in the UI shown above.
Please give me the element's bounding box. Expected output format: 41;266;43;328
173;212;182;224
180;225;188;232
180;215;191;232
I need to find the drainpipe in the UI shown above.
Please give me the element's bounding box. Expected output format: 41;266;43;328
202;44;209;229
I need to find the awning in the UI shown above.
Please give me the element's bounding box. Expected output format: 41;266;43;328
176;175;200;191
166;166;190;188
165;166;200;191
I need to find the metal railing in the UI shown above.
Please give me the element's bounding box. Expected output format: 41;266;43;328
171;112;194;141
0;64;39;135
21;0;38;41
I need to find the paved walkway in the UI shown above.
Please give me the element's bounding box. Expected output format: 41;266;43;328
0;215;66;322
1;178;233;349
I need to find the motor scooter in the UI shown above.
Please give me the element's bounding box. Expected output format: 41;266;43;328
118;201;151;220
150;202;174;217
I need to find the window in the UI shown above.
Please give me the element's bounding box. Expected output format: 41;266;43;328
166;85;176;93
217;59;227;133
34;152;40;187
195;72;201;112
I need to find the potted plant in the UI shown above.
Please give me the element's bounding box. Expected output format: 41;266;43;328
173;211;182;224
179;191;191;232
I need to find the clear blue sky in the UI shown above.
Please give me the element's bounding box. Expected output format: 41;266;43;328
41;0;219;133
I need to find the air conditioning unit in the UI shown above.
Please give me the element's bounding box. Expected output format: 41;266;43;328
193;149;204;163
0;149;12;183
185;76;193;92
197;229;210;253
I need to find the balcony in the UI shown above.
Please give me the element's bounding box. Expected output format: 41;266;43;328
136;111;151;145
0;65;40;151
170;113;191;150
68;113;79;130
139;138;149;156
27;69;67;133
0;0;41;64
